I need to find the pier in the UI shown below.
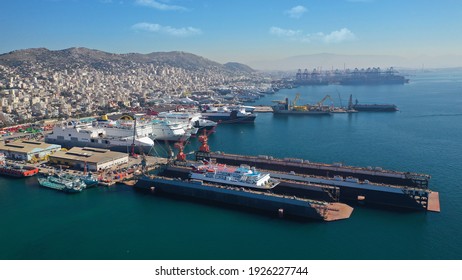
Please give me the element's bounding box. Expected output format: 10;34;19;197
32;155;167;186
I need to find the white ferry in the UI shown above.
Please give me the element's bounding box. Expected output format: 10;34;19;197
189;162;279;190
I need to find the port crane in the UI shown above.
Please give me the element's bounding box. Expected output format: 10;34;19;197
174;127;216;162
316;95;335;109
292;93;308;111
198;128;216;153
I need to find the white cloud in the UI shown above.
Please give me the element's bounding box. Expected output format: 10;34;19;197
269;26;302;38
269;27;356;44
319;28;356;43
132;22;202;36
134;0;186;11
284;5;307;19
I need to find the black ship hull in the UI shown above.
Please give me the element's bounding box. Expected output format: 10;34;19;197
352;105;398;112
135;176;352;221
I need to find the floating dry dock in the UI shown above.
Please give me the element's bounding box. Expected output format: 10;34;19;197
193;152;440;212
161;163;439;212
197;152;430;188
135;175;353;222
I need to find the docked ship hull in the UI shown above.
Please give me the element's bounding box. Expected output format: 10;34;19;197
202;114;256;124
340;77;409;85
135;176;353;221
0;153;39;177
352;105;398;112
0;166;39;177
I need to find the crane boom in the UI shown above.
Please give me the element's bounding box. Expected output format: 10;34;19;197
293;93;301;107
317;94;334;107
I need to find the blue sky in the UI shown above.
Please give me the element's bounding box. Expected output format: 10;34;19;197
1;0;462;66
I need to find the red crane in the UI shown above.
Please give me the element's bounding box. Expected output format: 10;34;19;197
198;128;215;153
174;142;187;161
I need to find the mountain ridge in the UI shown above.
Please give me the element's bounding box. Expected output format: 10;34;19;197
0;47;256;74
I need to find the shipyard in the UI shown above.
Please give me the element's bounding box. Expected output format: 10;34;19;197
0;97;441;223
0;65;440;224
2;0;462;274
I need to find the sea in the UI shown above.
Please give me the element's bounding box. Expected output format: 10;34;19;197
1;69;461;260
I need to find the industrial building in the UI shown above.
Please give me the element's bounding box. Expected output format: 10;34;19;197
0;140;61;162
48;147;128;171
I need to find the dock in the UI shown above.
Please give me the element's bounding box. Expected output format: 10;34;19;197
427;192;441;212
163;161;439;212
32;155;168;186
324;203;354;221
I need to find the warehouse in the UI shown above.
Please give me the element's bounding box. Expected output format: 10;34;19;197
0;140;61;162
48;146;128;171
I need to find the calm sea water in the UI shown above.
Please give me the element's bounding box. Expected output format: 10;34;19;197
1;69;461;260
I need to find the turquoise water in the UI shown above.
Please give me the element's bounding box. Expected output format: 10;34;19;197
1;69;461;260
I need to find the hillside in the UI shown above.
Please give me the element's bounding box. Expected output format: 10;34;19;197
0;47;255;75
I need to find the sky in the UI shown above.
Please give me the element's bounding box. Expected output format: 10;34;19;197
1;0;462;69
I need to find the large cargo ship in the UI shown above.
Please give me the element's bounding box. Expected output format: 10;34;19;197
134;175;353;221
0;153;39;177
294;67;409;86
339;72;409;85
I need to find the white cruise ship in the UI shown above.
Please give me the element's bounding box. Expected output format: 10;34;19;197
157;111;201;136
45;121;154;154
150;119;189;142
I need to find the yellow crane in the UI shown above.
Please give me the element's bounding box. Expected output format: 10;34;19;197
316;94;335;108
292;93;307;111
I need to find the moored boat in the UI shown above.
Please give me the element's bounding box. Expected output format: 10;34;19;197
200;105;257;123
37;174;86;193
0;153;39;177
